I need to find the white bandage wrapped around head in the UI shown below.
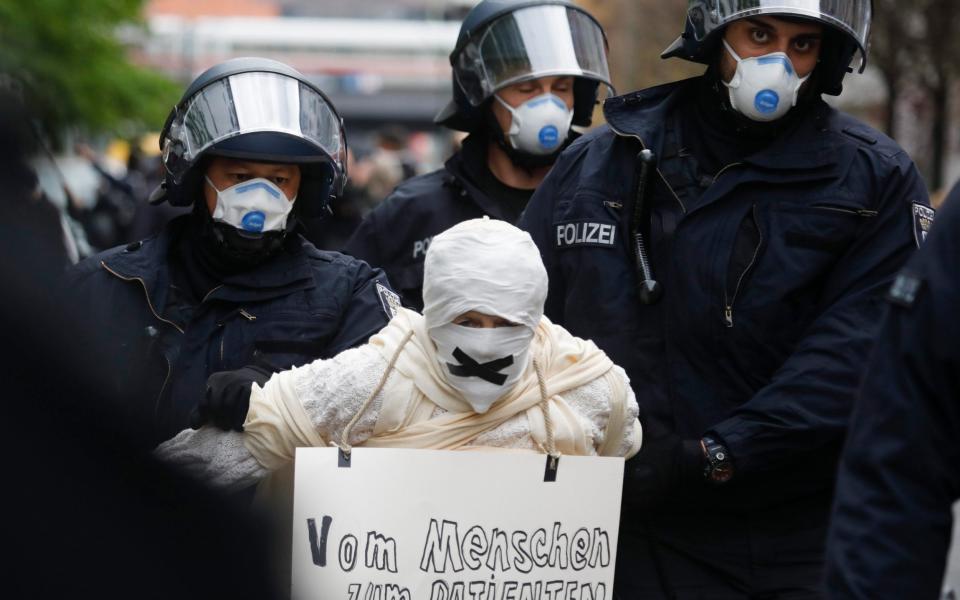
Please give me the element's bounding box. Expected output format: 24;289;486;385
422;218;548;330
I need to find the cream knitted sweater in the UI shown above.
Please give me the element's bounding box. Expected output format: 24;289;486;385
157;344;641;490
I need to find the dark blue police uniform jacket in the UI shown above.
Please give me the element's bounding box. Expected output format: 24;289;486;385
826;192;959;600
67;216;396;448
344;138;517;311
520;77;930;591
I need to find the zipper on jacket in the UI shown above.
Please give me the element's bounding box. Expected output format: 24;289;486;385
810;203;879;218
101;261;184;424
100;262;185;334
723;205;764;328
606;122;687;215
201;284;224;304
712;162;744;186
154;354;173;422
214;308;255;369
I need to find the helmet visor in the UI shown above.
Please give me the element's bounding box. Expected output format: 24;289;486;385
455;4;612;106
708;1;871;59
163;71;346;189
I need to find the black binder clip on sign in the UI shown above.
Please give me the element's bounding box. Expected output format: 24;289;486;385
338;446;352;468
544;454;560;482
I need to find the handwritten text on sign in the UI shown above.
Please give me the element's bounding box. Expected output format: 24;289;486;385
292;448;625;600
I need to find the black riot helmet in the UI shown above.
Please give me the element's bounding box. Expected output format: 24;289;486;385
435;0;614;133
661;0;873;96
154;57;347;219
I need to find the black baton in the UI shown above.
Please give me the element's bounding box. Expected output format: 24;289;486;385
631;148;662;305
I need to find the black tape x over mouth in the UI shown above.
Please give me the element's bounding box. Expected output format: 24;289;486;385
446;347;514;386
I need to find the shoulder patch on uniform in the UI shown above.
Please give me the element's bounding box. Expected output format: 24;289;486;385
841;126;878;145
913;203;935;247
555;220;618;249
886;271;923;308
376;282;401;319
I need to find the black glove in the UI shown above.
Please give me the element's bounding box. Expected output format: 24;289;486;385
189;365;273;431
622;431;705;510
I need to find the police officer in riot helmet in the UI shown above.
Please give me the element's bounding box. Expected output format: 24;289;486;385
520;1;933;597
344;0;612;310
66;58;399;448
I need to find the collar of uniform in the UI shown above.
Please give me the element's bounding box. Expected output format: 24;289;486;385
201;234;317;303
603;78;696;155
605;76;848;174
737;100;851;172
102;216;317;306
443;134;516;221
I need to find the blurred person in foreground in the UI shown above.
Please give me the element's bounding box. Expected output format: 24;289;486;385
156;218;641;489
0;85;71;271
824;192;958;600
939;176;960;210
65;58;398;450
519;1;931;597
344;0;613;310
1;77;280;600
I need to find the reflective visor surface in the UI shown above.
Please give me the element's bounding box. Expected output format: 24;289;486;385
711;0;871;50
165;72;344;182
455;5;611;106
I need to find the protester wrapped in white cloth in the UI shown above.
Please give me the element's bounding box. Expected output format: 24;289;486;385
156;218;642;490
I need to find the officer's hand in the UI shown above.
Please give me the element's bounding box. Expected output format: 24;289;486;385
622;431;704;510
189;365;274;431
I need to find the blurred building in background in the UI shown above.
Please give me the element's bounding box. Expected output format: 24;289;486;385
128;0;470;166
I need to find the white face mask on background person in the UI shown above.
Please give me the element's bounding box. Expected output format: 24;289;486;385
206;176;296;234
495;92;574;155
429;322;535;414
721;39;811;123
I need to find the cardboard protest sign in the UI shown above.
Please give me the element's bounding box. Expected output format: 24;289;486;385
292;448;624;600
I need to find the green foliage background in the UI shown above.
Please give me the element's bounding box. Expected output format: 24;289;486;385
0;0;178;141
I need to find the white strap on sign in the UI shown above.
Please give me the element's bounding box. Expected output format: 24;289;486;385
292;448;624;600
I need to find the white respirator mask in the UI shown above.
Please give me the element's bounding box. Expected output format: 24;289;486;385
722;39;811;123
495;92;574;155
206;176;296;234
430;322;535;414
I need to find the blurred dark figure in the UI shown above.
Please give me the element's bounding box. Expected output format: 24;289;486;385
0;82;281;600
825;191;959;600
360;126;417;211
0;89;72;270
73;142;138;249
298;148;365;250
123;143;162;204
127;145;190;242
73;141;191;248
382;126;418;182
942;177;960;209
